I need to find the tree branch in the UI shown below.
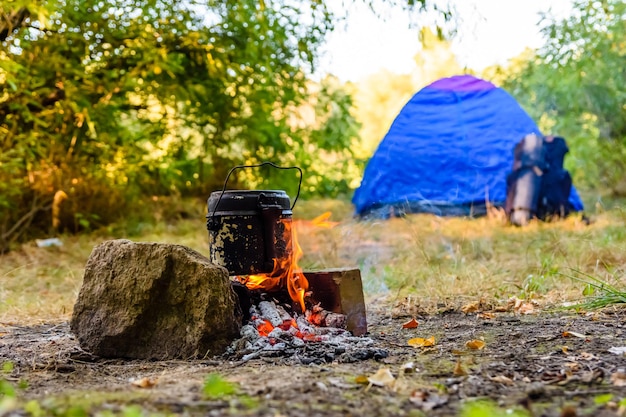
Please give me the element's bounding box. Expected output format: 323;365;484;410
0;7;30;42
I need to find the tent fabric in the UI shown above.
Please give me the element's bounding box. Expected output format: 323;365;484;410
352;75;584;218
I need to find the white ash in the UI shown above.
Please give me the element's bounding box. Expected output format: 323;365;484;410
257;300;284;327
225;300;387;364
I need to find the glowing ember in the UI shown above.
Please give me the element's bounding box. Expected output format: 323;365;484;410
256;319;274;337
236;218;309;312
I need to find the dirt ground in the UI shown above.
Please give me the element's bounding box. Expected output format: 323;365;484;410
2;300;626;417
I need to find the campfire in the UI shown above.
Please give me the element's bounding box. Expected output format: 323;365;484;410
206;166;368;362
234;216;308;313
233;212;350;340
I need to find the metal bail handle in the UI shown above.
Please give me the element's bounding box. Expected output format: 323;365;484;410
208;162;303;227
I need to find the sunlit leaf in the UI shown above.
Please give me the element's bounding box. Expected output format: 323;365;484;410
408;336;436;347
461;301;480;314
465;339;486;350
367;368;395;387
402;318;419;329
354;375;369;385
562;331;589;339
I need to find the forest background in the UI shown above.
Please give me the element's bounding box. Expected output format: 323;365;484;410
0;0;624;252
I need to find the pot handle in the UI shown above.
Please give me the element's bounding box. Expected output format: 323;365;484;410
209;161;303;220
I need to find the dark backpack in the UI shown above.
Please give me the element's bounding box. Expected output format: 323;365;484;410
505;134;573;226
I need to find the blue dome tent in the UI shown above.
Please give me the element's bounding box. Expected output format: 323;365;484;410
352;75;584;218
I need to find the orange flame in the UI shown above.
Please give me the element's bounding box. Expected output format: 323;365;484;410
310;211;338;229
236;219;309;312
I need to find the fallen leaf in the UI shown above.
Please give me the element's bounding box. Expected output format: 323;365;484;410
608;346;626;355
461;301;480;314
402;318;419;329
561;346;569;353
408;336;436;348
516;301;536;315
465;339;486;350
579;351;597;360
130;377;158;388
354;375;369;385
489;375;514;385
507;296;536;314
453;360;467;376
477;312;496;319
562;331;589;339
610;372;626;387
367;368;395;387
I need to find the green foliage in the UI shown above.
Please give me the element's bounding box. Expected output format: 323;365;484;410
352;27;465;159
202;373;238;398
0;0;362;249
563;269;626;309
460;400;530;417
503;0;626;196
1;362;13;374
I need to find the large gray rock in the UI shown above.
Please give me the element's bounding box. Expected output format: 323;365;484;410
70;239;242;359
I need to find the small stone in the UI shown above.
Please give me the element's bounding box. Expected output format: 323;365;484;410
525;382;546;399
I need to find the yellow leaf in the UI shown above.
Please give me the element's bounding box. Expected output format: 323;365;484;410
408;336;436;347
354;375;369;385
461;301;480;314
367;368;395;387
153;66;162;75
465;339;486;350
402;318;419;329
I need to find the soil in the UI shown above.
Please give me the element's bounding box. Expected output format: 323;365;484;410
2;301;626;417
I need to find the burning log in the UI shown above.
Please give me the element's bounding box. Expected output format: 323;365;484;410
305;268;368;336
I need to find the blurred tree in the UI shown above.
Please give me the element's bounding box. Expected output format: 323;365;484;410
352;27;464;158
503;0;625;195
0;0;452;250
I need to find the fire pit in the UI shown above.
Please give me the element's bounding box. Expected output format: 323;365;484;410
206;163;368;359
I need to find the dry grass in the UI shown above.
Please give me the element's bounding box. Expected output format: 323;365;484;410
2;198;626;324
